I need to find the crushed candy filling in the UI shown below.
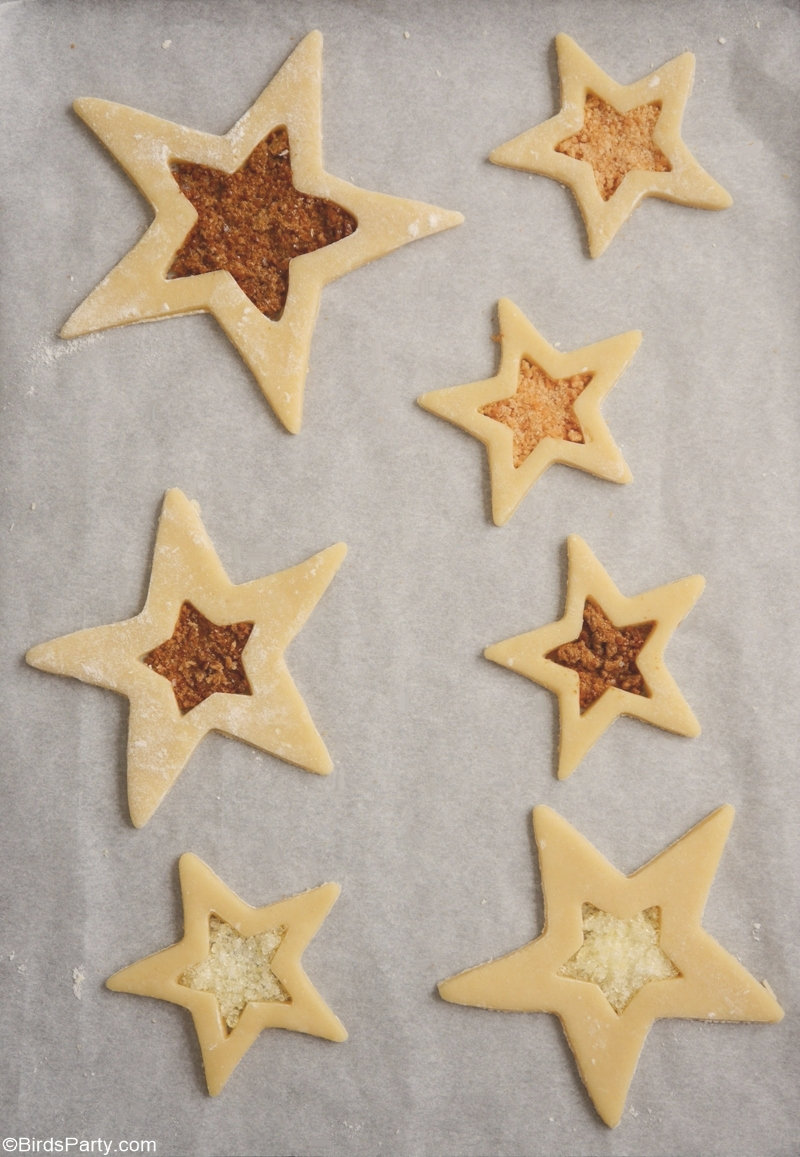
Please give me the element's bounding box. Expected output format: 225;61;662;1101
555;93;671;201
558;903;680;1014
480;357;590;468
546;597;654;712
180;915;290;1031
169;126;358;318
142;601;254;714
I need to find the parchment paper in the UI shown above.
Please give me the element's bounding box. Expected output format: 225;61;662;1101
1;2;797;1155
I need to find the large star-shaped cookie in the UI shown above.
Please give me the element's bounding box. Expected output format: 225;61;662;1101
26;489;346;827
438;806;783;1127
484;535;704;777
107;854;346;1095
60;30;463;432
417;299;639;524
490;34;732;256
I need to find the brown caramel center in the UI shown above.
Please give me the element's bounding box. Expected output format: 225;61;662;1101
142;601;254;714
480;357;590;468
555;93;671;201
169;126;357;318
546;597;654;712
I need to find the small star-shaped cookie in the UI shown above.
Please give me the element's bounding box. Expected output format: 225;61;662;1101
60;30;463;432
484;535;704;777
438;806;783;1127
490;34;732;256
107;854;346;1095
417;299;639;524
26;489;346;827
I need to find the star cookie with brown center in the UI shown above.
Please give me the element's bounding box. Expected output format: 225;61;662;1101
26;489;346;826
484;535;705;777
490;35;731;256
61;31;463;431
418;299;639;524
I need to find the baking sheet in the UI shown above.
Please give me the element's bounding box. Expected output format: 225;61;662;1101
1;1;798;1154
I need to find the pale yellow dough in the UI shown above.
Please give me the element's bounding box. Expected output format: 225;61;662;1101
484;535;705;777
60;30;463;432
490;34;732;257
107;853;347;1095
438;806;783;1128
417;298;639;524
26;489;346;827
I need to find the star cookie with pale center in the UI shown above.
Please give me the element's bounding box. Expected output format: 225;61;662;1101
26;489;346;826
438;806;782;1127
484;535;704;777
107;854;346;1095
418;298;639;524
61;30;463;432
490;34;732;256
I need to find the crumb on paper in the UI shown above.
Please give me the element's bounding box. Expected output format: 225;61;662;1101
72;966;86;999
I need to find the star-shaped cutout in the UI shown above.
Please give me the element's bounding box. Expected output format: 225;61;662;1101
484;535;704;777
26;489;346;827
107;853;346;1095
60;30;463;432
142;601;254;714
418;299;639;525
546;596;654;712
489;34;732;256
438;806;783;1127
168;126;357;318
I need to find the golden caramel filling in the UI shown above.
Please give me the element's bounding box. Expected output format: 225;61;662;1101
546;597;654;712
180;915;290;1031
169;126;357;318
558;904;680;1014
480;357;590;468
555;93;671;201
142;601;254;714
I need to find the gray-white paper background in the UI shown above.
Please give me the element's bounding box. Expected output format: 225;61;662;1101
2;1;798;1154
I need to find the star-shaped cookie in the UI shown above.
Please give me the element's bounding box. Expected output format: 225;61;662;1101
417;299;639;524
107;853;346;1095
26;489;346;827
60;30;463;432
484;535;704;777
438;806;783;1127
490;34;732;256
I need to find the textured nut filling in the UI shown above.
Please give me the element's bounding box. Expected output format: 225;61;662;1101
142;601;254;714
546;597;654;712
558;903;680;1014
169;126;358;318
180;915;290;1031
480;357;590;468
555;93;671;201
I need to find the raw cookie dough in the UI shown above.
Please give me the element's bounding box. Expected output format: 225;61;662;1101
484;535;704;777
417;298;639;525
107;853;346;1095
26;489;346;827
490;34;732;257
438;806;783;1128
60;30;463;432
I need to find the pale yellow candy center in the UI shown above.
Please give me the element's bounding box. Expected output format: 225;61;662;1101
180;914;290;1029
558;903;679;1013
